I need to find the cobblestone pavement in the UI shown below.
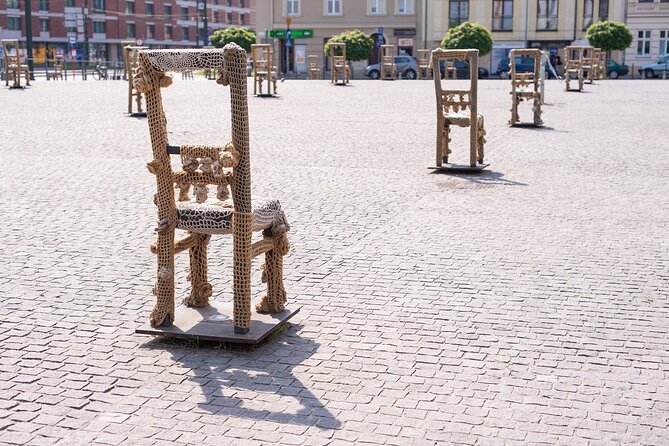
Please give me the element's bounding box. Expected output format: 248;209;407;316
0;76;668;446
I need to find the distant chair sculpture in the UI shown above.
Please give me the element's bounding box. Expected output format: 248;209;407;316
329;42;350;85
431;48;486;171
133;44;291;334
508;49;543;127
443;60;457;80
251;44;278;96
417;49;432;79
123;43;148;116
307;55;321;79
563;46;584;92
380;44;396;80
592;48;605;80
47;55;64;80
597;49;606;79
2;39;30;88
581;46;596;84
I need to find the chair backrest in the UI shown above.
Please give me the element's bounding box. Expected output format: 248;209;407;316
329;42;346;69
509;48;541;89
123;45;148;82
308;54;319;69
1;39;21;66
417;49;430;67
564;46;584;69
381;45;395;66
134;45;251;215
251;44;272;75
432;48;478;116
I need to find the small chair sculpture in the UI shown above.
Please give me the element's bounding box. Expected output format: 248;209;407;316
122;43;148;116
597;49;606;80
581;46;595;84
563;46;584;92
417;49;431;79
133;44;291;334
432;48;486;170
508;49;543;127
443;60;457;80
307;55;321;80
380;44;396;80
2;39;30;88
330;43;350;85
47;55;64;80
251;44;278;96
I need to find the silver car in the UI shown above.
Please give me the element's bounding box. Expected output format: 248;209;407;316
364;55;419;79
639;54;669;78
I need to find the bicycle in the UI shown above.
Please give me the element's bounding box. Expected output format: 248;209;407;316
91;62;108;80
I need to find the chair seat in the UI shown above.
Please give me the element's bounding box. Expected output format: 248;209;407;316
514;87;540;97
176;198;289;236
444;111;484;127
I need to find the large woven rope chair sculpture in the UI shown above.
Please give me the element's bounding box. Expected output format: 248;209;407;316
380;45;396;80
47;55;64;80
133;44;291;334
417;49;431;79
251;44;278;96
2;39;30;88
330;42;350;85
123;44;149;116
432;48;486;169
307;55;321;80
563;46;584;92
509;49;543;127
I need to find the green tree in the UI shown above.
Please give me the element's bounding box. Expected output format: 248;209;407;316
586;21;633;52
440;22;493;56
324;29;374;61
210;26;256;53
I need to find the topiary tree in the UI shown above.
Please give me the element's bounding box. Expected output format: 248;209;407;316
586;21;633;53
210;26;256;53
324;29;373;61
441;22;493;56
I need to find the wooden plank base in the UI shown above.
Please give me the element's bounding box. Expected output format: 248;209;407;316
136;301;300;345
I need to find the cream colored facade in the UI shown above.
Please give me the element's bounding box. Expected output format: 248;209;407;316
624;0;669;69
256;0;423;75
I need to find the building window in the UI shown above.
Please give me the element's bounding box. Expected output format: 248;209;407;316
661;31;669;55
165;25;173;39
164;4;172;18
7;0;19;8
92;0;105;13
39;0;48;11
93;21;106;33
125;1;135;14
537;0;558;31
240;13;246;25
638;0;653;2
8;16;20;30
369;0;385;14
287;0;300;15
397;0;413;13
327;0;341;15
181;27;189;41
147;24;155;39
492;0;512;31
67;25;77;33
583;0;593;30
598;0;608;21
146;3;154;16
126;22;136;38
240;0;245;7
66;0;75;6
449;0;468;27
637;30;651;56
39;18;50;32
227;12;233;22
180;7;188;19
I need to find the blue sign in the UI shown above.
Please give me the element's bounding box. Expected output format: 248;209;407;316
285;40;292;47
378;27;384;36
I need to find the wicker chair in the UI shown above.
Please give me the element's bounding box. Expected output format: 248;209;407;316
432;48;486;168
330;43;350;85
251;44;278;96
564;46;585;92
47;55;64;80
380;44;396;80
307;55;321;80
2;39;30;88
134;44;291;334
417;49;431;79
508;49;543;127
123;43;149;115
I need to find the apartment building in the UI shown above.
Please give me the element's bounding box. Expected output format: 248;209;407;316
0;0;256;64
625;0;669;69
256;0;423;74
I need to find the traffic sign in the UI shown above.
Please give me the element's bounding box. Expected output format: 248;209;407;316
378;27;384;36
136;39;143;45
285;40;292;48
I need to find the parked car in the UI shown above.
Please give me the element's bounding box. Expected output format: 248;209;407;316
606;59;628;79
496;56;535;79
438;60;490;79
364;55;419;79
639;54;669;78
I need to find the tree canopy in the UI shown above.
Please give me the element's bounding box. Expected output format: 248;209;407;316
441;22;494;57
210;26;256;53
586;21;633;52
324;30;374;61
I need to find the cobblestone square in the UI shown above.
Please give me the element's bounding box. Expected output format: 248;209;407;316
0;77;668;445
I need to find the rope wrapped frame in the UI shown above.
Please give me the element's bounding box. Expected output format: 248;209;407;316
508;48;543;126
137;44;290;332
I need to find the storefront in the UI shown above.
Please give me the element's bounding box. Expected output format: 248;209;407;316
490;41;525;76
528;40;572;75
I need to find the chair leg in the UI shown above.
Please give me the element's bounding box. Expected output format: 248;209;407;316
233;211;253;333
184;233;212;308
443;124;451;164
509;94;518;125
256;233;290;314
477;118;486;164
150;229;176;328
533;96;543;126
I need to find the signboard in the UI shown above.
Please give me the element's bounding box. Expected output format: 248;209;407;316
398;38;413;47
394;28;416;37
70;48;77;58
136;39;143;45
295;45;307;73
269;29;313;39
68;36;77;46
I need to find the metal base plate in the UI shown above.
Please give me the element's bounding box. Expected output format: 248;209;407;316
429;163;489;173
130;112;147;117
255;93;277;98
511;122;544;128
136;301;301;344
